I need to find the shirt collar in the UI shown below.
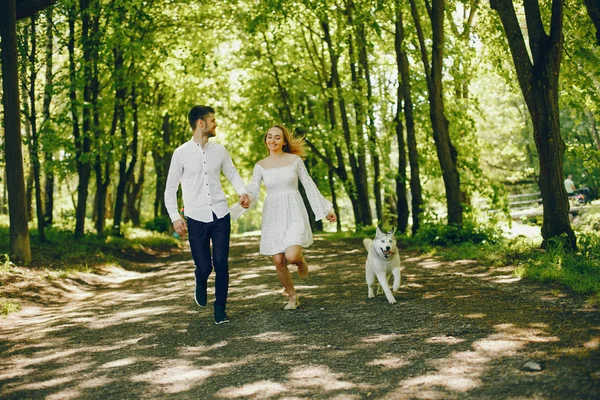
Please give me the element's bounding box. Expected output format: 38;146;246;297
188;138;213;150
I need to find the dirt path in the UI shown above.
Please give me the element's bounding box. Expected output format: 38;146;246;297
1;235;599;399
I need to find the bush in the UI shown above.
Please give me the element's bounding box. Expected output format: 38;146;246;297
415;219;501;246
144;216;172;233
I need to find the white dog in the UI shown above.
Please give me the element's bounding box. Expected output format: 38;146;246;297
363;227;402;304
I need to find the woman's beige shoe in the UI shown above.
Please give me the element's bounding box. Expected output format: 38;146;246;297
284;294;300;310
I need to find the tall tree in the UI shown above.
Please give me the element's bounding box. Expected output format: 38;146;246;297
410;0;463;226
42;6;54;226
1;0;32;262
490;0;576;249
26;14;47;241
394;0;423;234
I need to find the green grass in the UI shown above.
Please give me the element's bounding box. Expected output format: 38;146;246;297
0;223;180;270
0;297;20;316
423;233;600;296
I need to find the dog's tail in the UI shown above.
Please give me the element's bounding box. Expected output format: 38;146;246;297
363;238;373;252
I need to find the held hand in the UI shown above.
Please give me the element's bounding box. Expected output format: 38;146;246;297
326;211;337;223
173;219;188;237
240;193;250;209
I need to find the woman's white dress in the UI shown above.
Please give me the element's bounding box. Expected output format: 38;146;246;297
230;156;332;255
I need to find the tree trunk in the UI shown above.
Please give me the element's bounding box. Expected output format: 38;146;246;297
589;112;600;151
42;6;54;226
26;14;47;241
1;0;31;262
74;0;93;239
345;3;372;227
490;0;575;249
154;113;171;218
356;22;382;224
125;146;146;227
410;0;463;226
584;0;600;45
322;18;372;228
395;0;423;234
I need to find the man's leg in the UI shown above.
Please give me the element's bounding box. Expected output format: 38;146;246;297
188;218;212;307
211;213;231;311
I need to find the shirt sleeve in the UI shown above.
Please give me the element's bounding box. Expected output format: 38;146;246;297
296;158;333;221
229;164;263;220
164;149;183;223
221;147;247;195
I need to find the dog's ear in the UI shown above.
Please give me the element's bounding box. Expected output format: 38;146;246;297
376;226;382;236
388;227;396;236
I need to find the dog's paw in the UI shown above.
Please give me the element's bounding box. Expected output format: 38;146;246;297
388;298;397;305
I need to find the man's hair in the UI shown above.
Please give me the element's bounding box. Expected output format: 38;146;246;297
188;105;215;131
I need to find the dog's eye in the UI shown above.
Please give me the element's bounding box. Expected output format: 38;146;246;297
381;240;385;243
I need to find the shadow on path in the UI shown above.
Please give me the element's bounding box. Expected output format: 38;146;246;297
1;235;599;399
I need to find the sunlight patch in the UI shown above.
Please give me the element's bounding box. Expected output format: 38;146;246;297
426;335;465;345
252;331;296;343
419;260;443;269
288;365;355;390
367;356;409;369
99;357;138;369
584;337;600;350
130;361;212;393
362;333;400;343
215;380;287;398
464;313;486;319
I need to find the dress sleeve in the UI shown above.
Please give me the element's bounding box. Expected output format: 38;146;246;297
229;163;263;220
296;158;333;221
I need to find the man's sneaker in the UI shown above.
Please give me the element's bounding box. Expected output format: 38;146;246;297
194;282;207;307
214;307;230;325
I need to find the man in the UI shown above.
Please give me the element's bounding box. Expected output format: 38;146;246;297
164;106;249;325
564;174;576;195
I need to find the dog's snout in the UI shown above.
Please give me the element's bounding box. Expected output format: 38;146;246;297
386;246;391;250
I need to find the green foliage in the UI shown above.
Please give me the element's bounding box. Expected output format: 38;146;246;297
415;217;502;246
573;204;600;234
515;234;600;295
144;216;172;233
429;232;600;296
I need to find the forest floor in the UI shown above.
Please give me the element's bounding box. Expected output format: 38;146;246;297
0;234;599;399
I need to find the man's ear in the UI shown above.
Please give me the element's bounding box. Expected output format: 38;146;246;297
196;118;204;131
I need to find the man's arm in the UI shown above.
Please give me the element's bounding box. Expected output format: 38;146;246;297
164;150;184;224
221;147;247;195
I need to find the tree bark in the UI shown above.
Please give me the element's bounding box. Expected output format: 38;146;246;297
410;0;463;226
1;0;32;262
396;0;423;234
490;0;576;249
345;2;372;227
27;14;47;241
356;21;382;224
584;0;600;45
322;18;372;228
42;6;54;226
74;0;93;239
153;112;171;218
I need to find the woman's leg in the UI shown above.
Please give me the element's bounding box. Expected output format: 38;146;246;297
272;253;297;302
285;245;308;279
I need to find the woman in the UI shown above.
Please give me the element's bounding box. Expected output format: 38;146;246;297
232;125;336;310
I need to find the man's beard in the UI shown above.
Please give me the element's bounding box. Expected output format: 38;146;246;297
204;128;216;137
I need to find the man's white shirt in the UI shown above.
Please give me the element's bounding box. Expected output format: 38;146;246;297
164;139;246;223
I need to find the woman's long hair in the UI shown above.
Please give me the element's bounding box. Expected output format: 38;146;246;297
264;124;307;159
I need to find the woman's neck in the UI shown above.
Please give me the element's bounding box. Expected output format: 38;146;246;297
269;150;286;158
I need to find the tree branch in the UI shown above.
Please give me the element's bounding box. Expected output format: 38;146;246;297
16;0;56;20
489;0;534;107
523;0;546;61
